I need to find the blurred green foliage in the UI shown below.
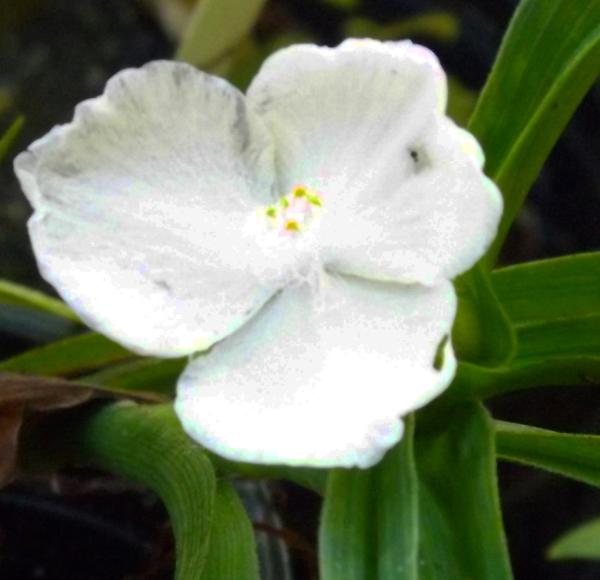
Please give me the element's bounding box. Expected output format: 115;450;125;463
344;12;460;43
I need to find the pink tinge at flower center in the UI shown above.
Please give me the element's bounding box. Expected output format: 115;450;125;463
264;185;323;236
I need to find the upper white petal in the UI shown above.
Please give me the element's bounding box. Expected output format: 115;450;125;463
175;273;457;468
247;39;501;284
248;39;445;201
15;61;283;357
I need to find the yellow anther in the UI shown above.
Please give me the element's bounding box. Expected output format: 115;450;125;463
261;184;321;235
285;220;300;232
293;186;307;198
306;193;322;207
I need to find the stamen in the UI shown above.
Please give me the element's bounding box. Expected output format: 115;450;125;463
306;194;322;207
293;186;307;198
261;184;323;237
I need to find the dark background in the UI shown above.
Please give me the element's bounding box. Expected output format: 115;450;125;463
0;0;599;578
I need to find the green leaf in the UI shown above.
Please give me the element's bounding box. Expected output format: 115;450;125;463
449;0;600;366
320;468;371;580
0;115;23;161
0;332;134;376
548;516;600;561
21;403;217;579
201;481;260;580
515;315;600;362
344;12;460;43
83;357;185;398
176;0;268;70
451;253;600;400
496;420;600;489
452;265;516;366
452;357;600;400
416;403;512;579
468;0;600;265
455;312;600;400
319;415;419;580
492;253;600;325
0;279;79;322
374;415;419;580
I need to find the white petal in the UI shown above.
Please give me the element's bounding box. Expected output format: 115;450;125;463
320;117;503;284
247;39;501;284
248;39;445;201
15;61;282;357
175;274;457;468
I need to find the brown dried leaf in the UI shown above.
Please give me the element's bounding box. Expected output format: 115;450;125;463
0;372;93;487
0;372;93;410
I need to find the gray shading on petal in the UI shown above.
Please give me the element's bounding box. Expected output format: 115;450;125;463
14;61;283;357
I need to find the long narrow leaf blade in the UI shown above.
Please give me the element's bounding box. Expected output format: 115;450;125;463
453;314;600;400
374;415;419;580
496;420;600;488
453;357;600;400
469;0;600;265
548;517;600;561
515;315;600;362
319;416;419;579
416;403;512;580
201;481;260;580
492;253;600;325
0;332;134;376
319;467;372;580
0;279;78;322
451;253;600;400
83;357;185;397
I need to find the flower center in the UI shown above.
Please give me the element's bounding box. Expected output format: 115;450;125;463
263;185;323;236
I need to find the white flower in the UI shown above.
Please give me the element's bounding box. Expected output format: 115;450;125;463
14;39;501;468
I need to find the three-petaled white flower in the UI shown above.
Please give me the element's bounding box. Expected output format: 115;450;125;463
15;39;501;468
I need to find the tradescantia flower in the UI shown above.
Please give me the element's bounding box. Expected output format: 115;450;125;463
14;39;501;468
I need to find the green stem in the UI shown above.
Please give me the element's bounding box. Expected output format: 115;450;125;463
21;403;217;579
